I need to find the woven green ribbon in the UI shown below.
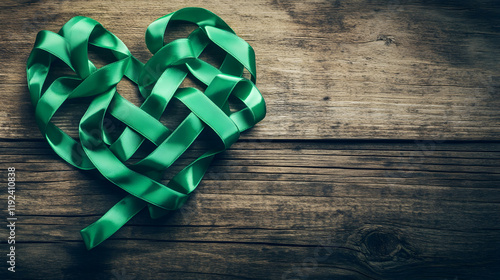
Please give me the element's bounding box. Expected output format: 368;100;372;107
26;7;266;250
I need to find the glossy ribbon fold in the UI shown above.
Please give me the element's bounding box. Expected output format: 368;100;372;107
26;7;266;250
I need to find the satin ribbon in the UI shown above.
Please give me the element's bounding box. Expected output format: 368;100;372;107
26;7;266;250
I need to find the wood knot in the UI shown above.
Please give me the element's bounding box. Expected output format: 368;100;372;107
347;226;416;267
363;230;401;260
377;34;397;46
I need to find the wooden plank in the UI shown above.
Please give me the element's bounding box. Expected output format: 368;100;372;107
1;140;499;279
1;0;499;279
1;0;500;140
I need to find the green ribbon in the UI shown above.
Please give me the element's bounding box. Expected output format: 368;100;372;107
26;7;266;250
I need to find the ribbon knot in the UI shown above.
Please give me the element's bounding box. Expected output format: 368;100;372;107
26;7;266;250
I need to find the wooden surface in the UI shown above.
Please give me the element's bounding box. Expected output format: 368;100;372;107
1;0;499;279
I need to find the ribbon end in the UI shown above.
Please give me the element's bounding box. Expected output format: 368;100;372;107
80;228;96;250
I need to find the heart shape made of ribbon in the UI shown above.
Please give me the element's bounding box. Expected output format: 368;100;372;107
26;7;266;250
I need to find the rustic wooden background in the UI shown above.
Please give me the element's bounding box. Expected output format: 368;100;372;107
1;0;500;279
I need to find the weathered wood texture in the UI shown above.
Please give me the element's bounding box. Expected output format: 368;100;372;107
0;0;499;279
1;0;500;140
1;141;500;280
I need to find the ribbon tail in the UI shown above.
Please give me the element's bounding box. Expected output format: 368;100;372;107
81;195;146;250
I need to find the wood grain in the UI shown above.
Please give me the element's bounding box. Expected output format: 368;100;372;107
0;0;499;279
1;141;500;279
1;0;500;140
